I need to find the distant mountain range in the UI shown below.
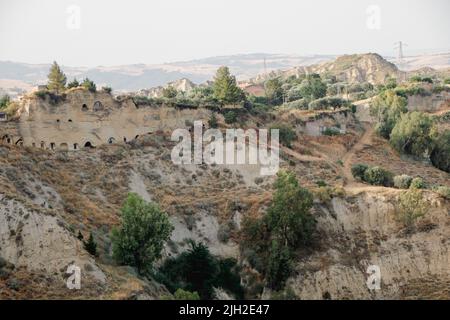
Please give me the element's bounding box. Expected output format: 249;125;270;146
0;52;449;96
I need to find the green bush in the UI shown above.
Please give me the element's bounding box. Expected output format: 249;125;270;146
102;86;112;94
83;232;98;256
224;111;237;124
434;186;450;200
393;174;413;189
81;78;96;93
410;177;426;189
158;241;243;300
364;166;393;187
208;112;218;128
308;97;349;110
0;95;10;109
430;130;450;173
270;124;296;148
284;99;308;109
67;79;80;89
322;127;341;136
351;164;369;180
390;112;436;157
266;240;293;290
398;188;428;229
173;288;200;300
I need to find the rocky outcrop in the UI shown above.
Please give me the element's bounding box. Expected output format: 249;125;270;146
289;190;450;299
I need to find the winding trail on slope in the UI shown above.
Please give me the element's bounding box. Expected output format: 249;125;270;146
341;123;374;186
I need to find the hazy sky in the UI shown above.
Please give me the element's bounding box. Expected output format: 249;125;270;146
1;0;449;67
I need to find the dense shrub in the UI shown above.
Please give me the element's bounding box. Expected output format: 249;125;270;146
351;163;369;180
270;124;296;147
158;241;243;299
363;166;393;187
430;130;450;173
102;86;112;94
393;175;413;189
173;289;200;300
81;78;96;93
322;127;341;136
266;240;293;290
0;95;10;109
398;188;428;229
224;111;237;124
434;186;450;200
208;112;218;128
308;97;349;110
410;177;426;189
283;98;308;109
390;112;436;157
83;232;98;256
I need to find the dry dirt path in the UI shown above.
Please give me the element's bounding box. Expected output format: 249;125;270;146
341;123;374;186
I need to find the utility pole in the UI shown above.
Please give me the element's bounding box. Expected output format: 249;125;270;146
394;41;408;68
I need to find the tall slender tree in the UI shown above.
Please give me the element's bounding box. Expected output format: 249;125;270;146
212;66;244;105
47;61;67;93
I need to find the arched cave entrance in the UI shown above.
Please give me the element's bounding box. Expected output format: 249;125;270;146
82;104;88;111
15;138;23;146
50;142;55;150
84;141;94;148
93;101;103;111
123;137;127;142
73;143;79;150
59;143;68;151
108;137;115;144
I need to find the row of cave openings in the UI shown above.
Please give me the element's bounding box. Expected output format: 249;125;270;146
1;134;141;151
52;101;104;124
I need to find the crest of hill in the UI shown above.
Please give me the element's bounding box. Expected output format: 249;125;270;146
251;53;404;85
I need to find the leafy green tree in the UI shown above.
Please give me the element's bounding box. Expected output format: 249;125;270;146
111;193;173;273
264;78;284;105
47;61;67;93
299;74;326;101
0;95;10;109
430;130;450;173
83;232;97;256
390;112;436;157
162;86;178;99
370;90;408;139
267;170;315;247
213;66;244;105
67;78;80;89
81;78;97;93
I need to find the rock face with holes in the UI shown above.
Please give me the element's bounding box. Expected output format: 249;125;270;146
0;194;106;285
1;87;211;151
